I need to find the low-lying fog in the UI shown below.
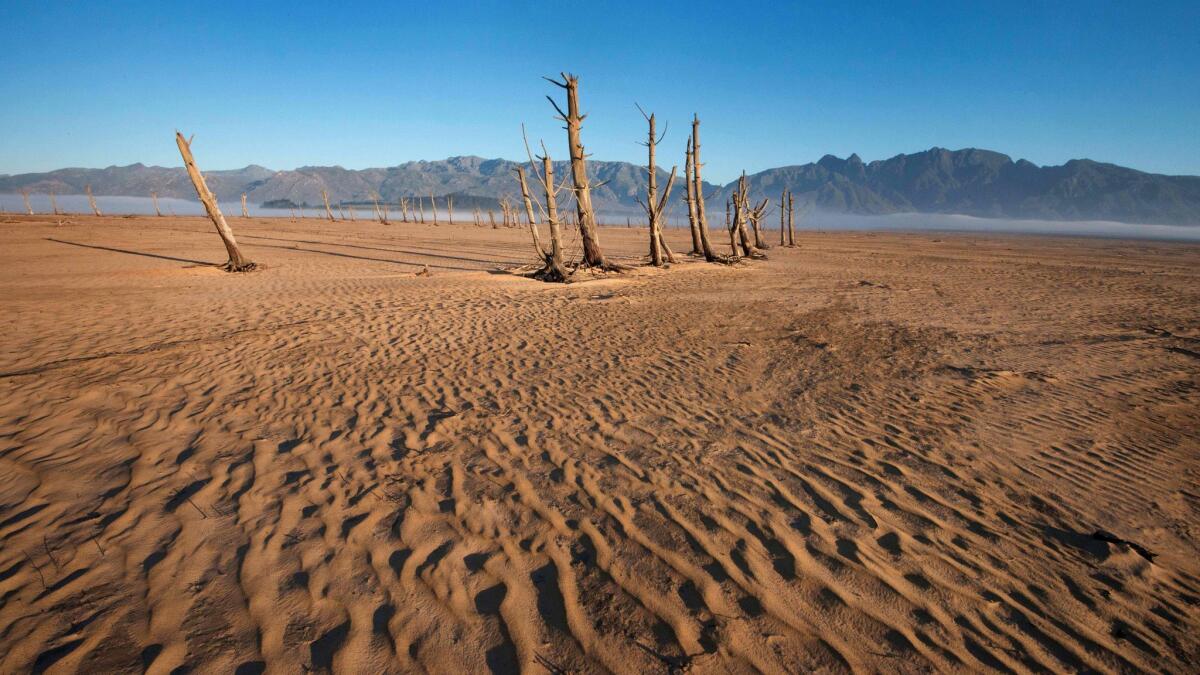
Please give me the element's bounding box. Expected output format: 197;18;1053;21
5;194;1198;242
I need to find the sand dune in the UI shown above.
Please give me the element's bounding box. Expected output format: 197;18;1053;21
1;214;1198;673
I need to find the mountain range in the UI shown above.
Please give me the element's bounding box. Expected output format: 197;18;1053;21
3;148;1198;225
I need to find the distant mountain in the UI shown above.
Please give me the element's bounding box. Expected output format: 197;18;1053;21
718;148;1200;225
3;148;1198;225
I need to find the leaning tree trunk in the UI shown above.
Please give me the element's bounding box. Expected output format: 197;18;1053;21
548;73;611;269
152;191;163;217
430;192;438;224
175;132;254;272
322;190;335;221
690;117;719;262
514;166;546;260
86;185;102;216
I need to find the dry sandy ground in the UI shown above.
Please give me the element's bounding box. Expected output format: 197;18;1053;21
0;213;1198;674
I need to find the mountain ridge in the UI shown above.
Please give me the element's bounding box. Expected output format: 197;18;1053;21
3;148;1198;225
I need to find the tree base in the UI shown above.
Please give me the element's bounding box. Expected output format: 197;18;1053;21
220;261;257;273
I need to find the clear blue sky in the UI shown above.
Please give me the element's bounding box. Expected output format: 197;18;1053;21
1;1;1196;183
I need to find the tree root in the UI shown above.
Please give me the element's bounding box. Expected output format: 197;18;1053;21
220;261;258;273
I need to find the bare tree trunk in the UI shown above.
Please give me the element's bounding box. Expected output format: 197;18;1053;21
22;190;33;215
691;116;719;262
515;166;547;259
684;138;702;255
382;201;391;224
175;132;254;271
50;191;60;215
547;73;610;269
488;210;496;228
447;195;454;225
349;204;356;222
290;207;296;222
417;197;424;224
242;193;249;218
430;192;438;224
644;112;664;267
780;191;787;245
152;191;162;217
750;192;768;249
86;185;102;216
735;173;756;256
322;190;335;221
539;154;569;281
788;192;796;246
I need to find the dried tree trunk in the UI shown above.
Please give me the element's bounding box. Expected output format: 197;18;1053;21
242;193;249;218
788;193;796;246
50;191;60;215
290;207;296;221
175;132;254;271
691;116;719;262
322;190;335;221
735;174;756;256
548;73;610;269
430;192;438;224
644;112;664;267
447;195;454;225
515;167;547;259
750;193;769;249
22;190;33;215
539;154;569;281
86;185;102;216
684;138;702;255
780;191;787;245
151;191;162;217
348;204;356;222
382;201;391;224
488;210;496;228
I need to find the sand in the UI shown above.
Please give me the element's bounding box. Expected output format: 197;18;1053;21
0;213;1198;673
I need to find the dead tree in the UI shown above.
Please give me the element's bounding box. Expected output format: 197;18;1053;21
748;193;768;248
22;190;33;215
348;204;356;222
780;190;787;245
430;192;439;224
546;73;614;269
690;116;721;262
750;198;770;250
175;131;254;271
241;193;249;218
488;210;496;228
514;166;546;259
684;138;702;255
418;196;425;224
152;191;163;217
446;195;454;225
788;192;796;246
382;201;391;224
732;173;761;258
636;106;677;266
50;191;61;215
322;190;335;221
86;185;102;216
290;207;296;221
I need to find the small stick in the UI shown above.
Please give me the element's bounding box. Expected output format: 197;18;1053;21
25;552;46;589
92;535;106;556
186;496;208;519
43;535;60;570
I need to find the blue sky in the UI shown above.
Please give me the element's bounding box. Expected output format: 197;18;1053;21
1;1;1197;183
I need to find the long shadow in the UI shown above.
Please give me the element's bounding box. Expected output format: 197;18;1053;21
236;233;528;267
46;238;214;266
246;242;478;272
